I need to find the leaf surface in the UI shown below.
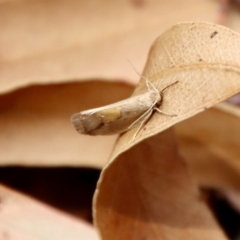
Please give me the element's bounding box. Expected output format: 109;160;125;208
0;0;216;93
94;22;240;240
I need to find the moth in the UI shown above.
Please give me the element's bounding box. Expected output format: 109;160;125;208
71;67;177;139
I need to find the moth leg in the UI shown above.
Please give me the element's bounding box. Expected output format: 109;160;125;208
132;109;153;141
131;107;176;140
154;108;177;117
160;81;178;93
128;101;158;130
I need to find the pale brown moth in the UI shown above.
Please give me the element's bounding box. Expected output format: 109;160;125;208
71;66;177;139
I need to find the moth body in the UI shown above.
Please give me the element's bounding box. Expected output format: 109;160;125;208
71;62;177;138
71;90;161;135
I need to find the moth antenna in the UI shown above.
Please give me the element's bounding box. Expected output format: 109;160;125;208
160;81;178;93
147;79;159;94
127;59;156;92
154;108;177;117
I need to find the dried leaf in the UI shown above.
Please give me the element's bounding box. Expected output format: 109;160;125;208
94;22;240;239
0;81;132;166
94;130;227;239
175;103;240;191
0;0;217;93
0;184;99;240
111;22;240;152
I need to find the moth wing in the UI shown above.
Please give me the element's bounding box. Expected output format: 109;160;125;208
71;91;159;135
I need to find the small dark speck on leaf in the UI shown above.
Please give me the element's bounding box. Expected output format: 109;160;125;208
210;31;218;39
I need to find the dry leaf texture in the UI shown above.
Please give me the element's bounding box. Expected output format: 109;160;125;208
0;185;99;240
113;21;240;154
0;81;132;166
94;22;240;240
175;103;240;191
94;130;228;240
0;0;218;167
0;0;216;93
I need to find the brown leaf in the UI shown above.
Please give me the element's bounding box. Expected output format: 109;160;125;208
94;130;227;239
175;103;240;191
0;0;217;93
0;184;99;240
111;22;240;153
0;81;132;166
94;22;240;239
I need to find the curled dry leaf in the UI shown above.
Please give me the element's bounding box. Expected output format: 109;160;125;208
95;130;228;240
0;0;218;168
94;22;240;239
175;102;240;191
0;81;132;166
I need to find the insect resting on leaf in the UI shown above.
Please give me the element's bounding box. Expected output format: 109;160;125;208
71;63;178;140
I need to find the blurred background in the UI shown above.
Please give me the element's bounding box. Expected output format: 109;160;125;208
1;0;240;239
